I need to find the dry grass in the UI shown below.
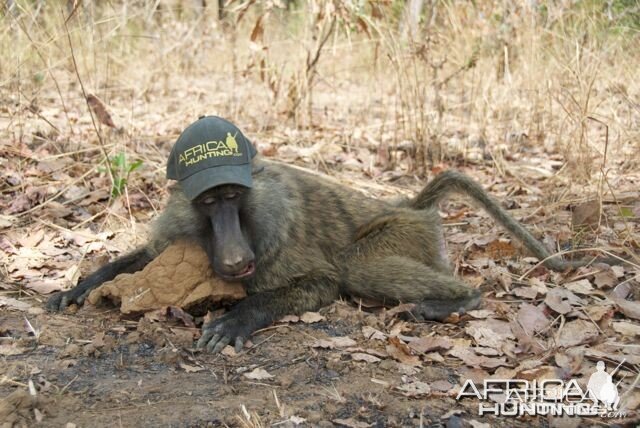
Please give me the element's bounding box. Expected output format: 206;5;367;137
1;0;638;238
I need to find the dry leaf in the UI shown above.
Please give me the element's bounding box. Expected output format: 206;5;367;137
362;326;386;341
179;363;204;373
385;303;416;318
593;269;618;289
351;353;381;363
585;347;640;365
527;277;549;295
611;321;640;336
312;337;357;349
19;229;45;248
423;352;445;363
485;240;517;260
86;94;116;128
388;321;411;337
396;381;431;397
33;407;44;422
466;309;493;319
611;283;632;300
519;366;557;381
564;279;594;295
221;346;237;357
474;347;500;356
430;380;453;392
386;336;420;366
167;306;196;327
572;201;600;228
332;418;371;428
556;319;599;347
545;287;583;314
0;215;15;229
610;265;625;278
512;287;539;299
26;280;61;295
448;347;508;369
300;312;325;323
279;315;299;323
465;319;514;351
408;336;452;354
249;13;267;43
288;416;306;425
145;306;196;327
243;368;274;380
0;296;31;311
611;297;640;320
516;303;550;336
585;304;614;321
0;344;28;356
441;409;464;420
468;421;491;428
621;391;640;411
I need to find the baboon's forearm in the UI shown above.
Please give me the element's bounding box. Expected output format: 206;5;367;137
46;247;155;311
198;271;341;352
88;247;154;286
239;272;341;327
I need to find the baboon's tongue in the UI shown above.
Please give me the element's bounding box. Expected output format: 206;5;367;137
233;261;255;278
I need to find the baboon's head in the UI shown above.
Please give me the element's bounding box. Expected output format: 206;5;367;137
168;116;259;280
193;184;256;281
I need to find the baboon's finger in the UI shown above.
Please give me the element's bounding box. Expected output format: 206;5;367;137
198;331;218;349
77;294;86;306
234;337;245;353
59;295;70;310
209;336;231;354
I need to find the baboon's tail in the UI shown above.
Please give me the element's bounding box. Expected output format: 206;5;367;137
411;170;579;271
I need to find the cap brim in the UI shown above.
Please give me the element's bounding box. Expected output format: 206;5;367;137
180;165;253;200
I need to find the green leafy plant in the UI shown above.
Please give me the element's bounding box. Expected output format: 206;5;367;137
99;152;143;197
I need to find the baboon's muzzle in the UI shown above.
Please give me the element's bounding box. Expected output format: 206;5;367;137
210;204;256;280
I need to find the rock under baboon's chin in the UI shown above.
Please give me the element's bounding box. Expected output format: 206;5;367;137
215;261;256;281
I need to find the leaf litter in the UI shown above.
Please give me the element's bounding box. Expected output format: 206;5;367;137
1;3;639;426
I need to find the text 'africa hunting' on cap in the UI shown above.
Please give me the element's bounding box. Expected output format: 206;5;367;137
167;116;257;200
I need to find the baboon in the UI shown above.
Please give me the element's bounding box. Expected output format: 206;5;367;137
47;117;603;353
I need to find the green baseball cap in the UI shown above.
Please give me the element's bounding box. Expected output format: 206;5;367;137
167;116;257;200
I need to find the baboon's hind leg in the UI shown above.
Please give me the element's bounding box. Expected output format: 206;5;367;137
338;210;481;321
343;255;481;321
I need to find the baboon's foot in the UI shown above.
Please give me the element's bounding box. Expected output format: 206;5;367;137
403;290;481;322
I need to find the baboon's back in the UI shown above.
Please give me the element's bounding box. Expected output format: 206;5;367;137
241;160;390;293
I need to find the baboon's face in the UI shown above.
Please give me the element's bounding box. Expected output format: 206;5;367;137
194;184;256;281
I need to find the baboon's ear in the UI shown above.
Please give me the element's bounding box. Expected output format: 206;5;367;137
252;165;265;175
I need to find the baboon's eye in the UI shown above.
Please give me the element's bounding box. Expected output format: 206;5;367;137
223;192;240;200
201;196;216;205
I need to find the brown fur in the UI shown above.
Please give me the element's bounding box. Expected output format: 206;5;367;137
49;159;589;351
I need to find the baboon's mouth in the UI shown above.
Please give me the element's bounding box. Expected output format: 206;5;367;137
219;261;256;280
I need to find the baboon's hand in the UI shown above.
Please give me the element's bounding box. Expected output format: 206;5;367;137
197;305;266;354
197;311;254;353
46;285;92;312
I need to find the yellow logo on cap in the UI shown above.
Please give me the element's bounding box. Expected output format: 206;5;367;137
179;132;242;166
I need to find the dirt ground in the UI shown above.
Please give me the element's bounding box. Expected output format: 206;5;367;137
2;2;640;426
0;298;595;428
